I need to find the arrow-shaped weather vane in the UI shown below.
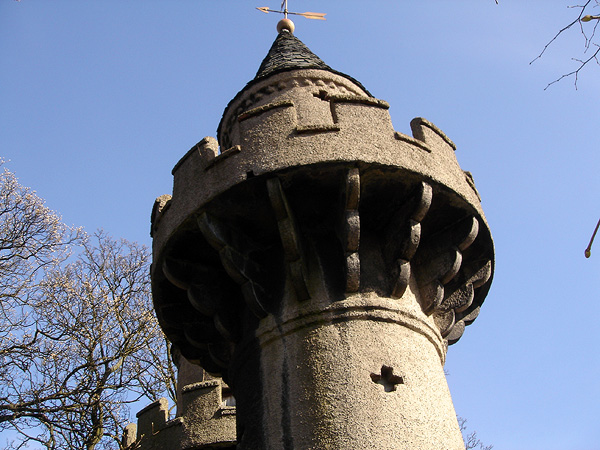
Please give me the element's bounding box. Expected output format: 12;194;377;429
256;0;326;21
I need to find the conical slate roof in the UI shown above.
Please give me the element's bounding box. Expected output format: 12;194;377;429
252;29;371;95
217;29;371;143
255;29;332;79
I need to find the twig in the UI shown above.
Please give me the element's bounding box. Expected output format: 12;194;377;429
544;43;600;89
531;1;600;88
585;217;600;258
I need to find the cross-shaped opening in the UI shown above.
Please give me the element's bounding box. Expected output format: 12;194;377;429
370;365;404;392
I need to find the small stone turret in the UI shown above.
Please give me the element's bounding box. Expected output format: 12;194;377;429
150;27;494;450
124;351;236;450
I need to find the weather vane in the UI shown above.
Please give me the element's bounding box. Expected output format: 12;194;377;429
257;1;326;32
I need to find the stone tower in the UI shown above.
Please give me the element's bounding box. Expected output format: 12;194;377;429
149;22;494;450
123;346;236;450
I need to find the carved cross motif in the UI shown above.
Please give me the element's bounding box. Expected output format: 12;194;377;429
294;90;339;133
370;365;404;392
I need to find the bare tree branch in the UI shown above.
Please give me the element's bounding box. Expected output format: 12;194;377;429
544;43;600;89
531;1;600;88
459;417;494;450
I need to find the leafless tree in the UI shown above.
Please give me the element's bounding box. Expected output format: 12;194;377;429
0;159;82;322
459;417;493;450
531;1;600;89
0;163;176;450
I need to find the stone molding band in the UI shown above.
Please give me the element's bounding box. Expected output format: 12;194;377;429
255;297;446;363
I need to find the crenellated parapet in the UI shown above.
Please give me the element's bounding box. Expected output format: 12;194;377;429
124;379;236;450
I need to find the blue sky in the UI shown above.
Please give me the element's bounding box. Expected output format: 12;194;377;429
1;1;599;449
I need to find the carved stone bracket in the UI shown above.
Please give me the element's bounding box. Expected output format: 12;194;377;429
382;181;432;299
437;259;492;343
408;213;493;343
160;254;238;371
342;168;361;293
197;212;270;319
266;177;310;301
413;216;479;315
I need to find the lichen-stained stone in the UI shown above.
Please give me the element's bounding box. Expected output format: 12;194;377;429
151;27;494;450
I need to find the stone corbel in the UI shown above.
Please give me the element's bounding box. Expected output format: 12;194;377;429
266;177;311;301
197;212;271;319
382;181;432;299
342;168;361;294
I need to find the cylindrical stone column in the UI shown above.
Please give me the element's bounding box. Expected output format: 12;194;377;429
252;289;464;449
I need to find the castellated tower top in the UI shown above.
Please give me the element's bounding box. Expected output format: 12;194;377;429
150;26;494;449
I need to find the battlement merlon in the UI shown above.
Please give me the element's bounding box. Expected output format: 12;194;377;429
136;398;170;439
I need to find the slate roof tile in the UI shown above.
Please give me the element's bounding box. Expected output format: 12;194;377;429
255;30;331;79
